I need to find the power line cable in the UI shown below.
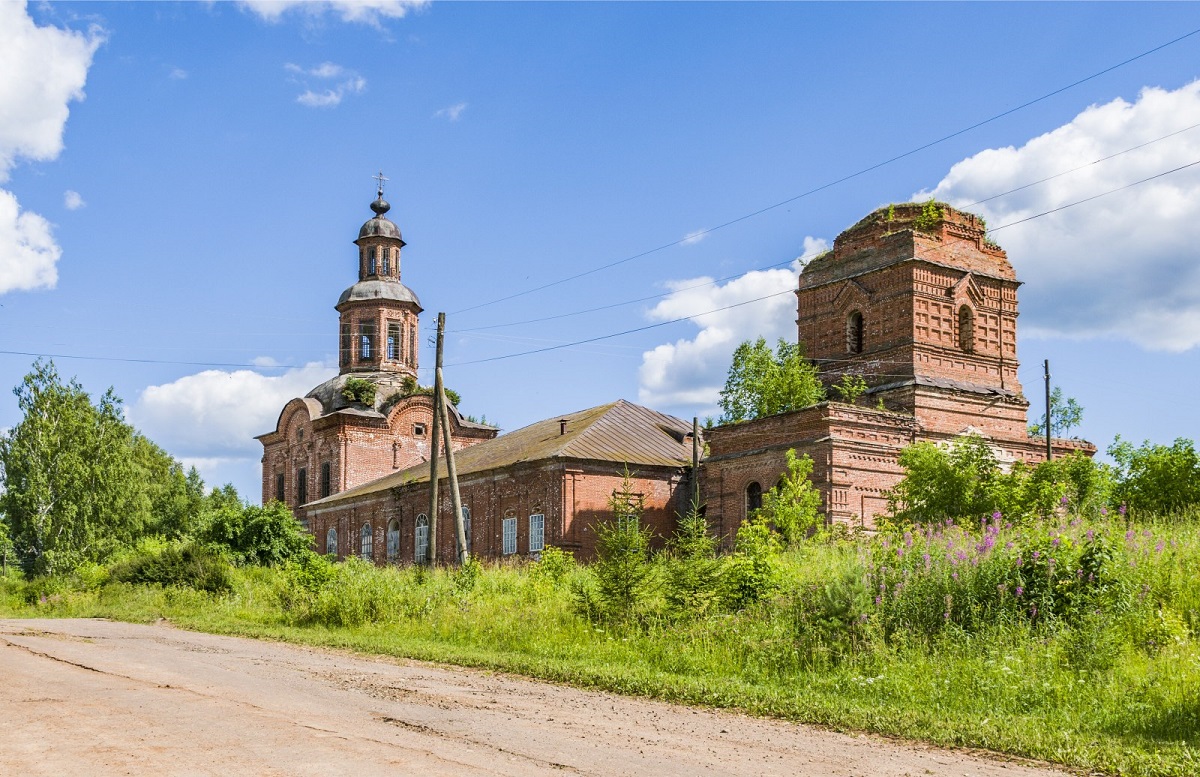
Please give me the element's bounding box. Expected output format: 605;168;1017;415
452;118;1200;335
449;154;1200;369
448;26;1200;317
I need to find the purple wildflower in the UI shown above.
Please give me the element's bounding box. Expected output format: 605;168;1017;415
1100;508;1108;516
993;511;1003;521
1086;529;1094;542
1015;586;1024;597
1119;503;1127;516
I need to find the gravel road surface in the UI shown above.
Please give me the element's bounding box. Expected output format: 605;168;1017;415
0;618;1073;776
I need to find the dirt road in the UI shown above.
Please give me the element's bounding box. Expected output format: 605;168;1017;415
0;618;1071;776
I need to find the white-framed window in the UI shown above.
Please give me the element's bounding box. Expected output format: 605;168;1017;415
502;516;517;556
528;513;545;553
368;247;377;275
415;514;430;564
386;519;400;561
326;527;338;555
382;255;391;275
361;523;373;558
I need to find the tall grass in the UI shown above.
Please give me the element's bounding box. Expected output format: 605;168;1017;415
2;514;1197;777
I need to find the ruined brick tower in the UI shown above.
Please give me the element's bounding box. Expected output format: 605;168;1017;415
702;202;1093;536
797;202;1028;440
257;181;498;521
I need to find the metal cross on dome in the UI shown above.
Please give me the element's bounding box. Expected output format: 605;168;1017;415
373;170;389;197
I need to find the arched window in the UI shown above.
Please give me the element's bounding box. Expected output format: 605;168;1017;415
368;247;377;275
296;467;307;505
746;482;763;515
360;523;373;558
958;305;975;353
325;527;338;556
320;462;332;499
386;519;400;561
415;514;430;564
846;311;864;354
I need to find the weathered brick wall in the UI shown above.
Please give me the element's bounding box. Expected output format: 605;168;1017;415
305;460;687;564
260;393;495;519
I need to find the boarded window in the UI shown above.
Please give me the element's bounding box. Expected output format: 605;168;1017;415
340;323;352;366
359;321;376;360
386;519;400;561
297;467;308;505
415;514;430;564
847;311;864;354
462;506;472;551
528;513;545;553
502;517;517;555
326;528;337;555
387;322;401;361
361;523;373;558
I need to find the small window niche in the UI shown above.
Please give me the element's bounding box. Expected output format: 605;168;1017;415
846;311;864;354
958;305;975;353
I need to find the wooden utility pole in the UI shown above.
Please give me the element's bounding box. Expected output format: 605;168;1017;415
691;416;700;513
427;312;446;565
1044;359;1053;463
438;373;468;565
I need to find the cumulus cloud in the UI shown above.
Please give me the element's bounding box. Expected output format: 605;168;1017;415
63;189;84;210
637;237;829;411
129;361;334;459
285;61;366;108
919;81;1200;352
0;189;60;294
0;3;102;296
241;0;426;25
433;101;468;121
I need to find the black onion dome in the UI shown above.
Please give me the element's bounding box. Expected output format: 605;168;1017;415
357;194;405;243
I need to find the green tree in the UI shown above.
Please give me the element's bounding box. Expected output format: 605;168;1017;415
723;515;781;609
1108;436;1200;516
197;499;313;566
718;337;825;423
132;435;206;538
757;449;823;545
1028;387;1084;437
831;374;868;404
590;470;656;618
0;361;148;575
887;435;1005;524
664;506;722;616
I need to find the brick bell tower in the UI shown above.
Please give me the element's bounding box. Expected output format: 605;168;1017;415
337;174;421;376
796;202;1029;441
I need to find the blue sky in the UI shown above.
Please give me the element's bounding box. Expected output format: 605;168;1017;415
2;1;1199;501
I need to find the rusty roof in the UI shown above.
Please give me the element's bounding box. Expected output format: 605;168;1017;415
307;399;692;507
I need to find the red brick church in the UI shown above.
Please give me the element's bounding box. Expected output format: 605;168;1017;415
261;191;1091;562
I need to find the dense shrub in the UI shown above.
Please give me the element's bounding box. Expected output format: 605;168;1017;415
1109;436;1200;516
664;507;722;616
109;541;233;594
198;500;312;566
585;475;656;620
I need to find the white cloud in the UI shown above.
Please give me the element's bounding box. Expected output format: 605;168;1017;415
0;189;60;294
63;189;84;210
434;102;468;121
919;81;1200;352
0;3;103;181
168;67;188;80
0;3;102;297
285;61;366;108
242;0;427;26
251;355;281;367
681;229;707;246
129;361;334;459
637;237;829;411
